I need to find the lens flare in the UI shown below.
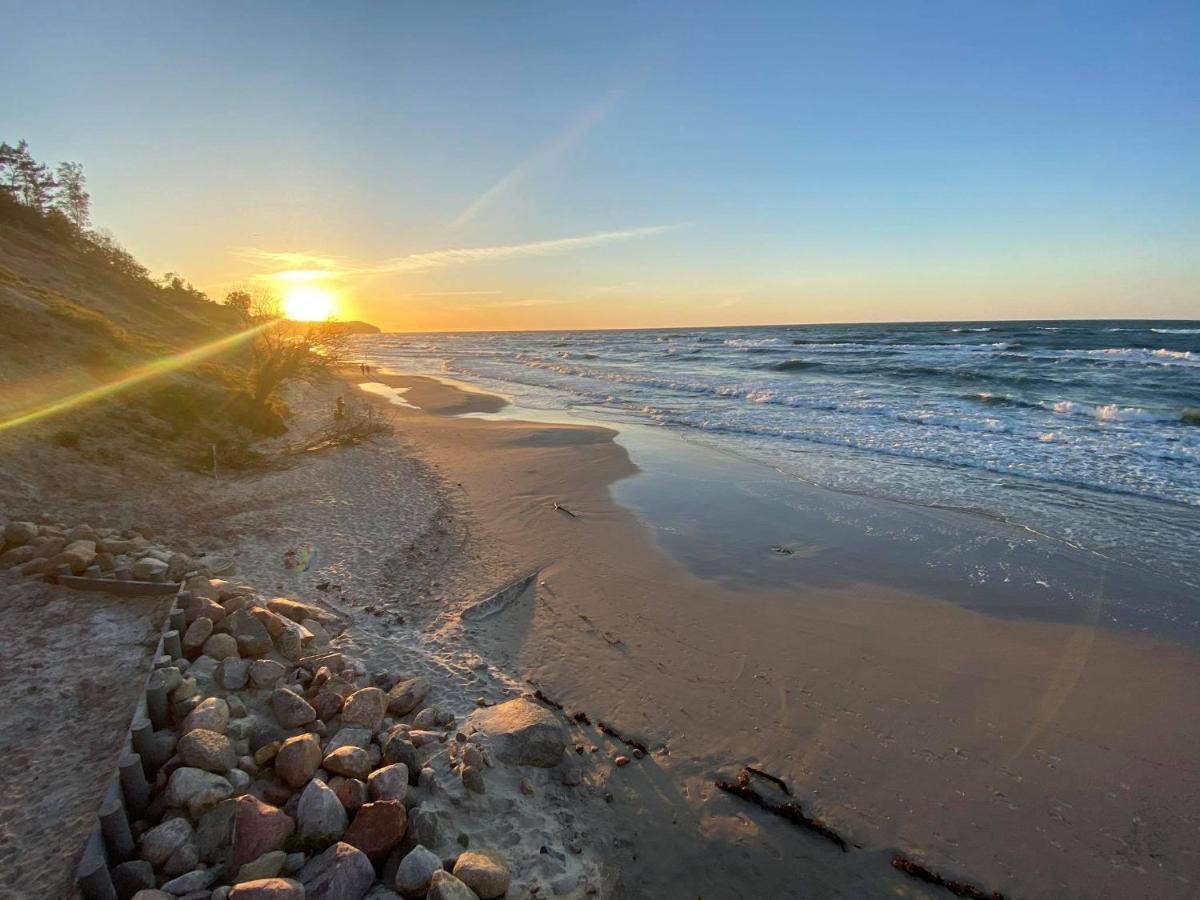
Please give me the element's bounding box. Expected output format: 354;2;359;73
0;324;267;435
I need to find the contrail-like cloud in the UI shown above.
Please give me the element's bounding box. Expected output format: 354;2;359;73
447;92;621;229
237;224;681;281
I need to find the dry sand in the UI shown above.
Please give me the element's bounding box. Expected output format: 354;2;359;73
346;371;1200;900
2;368;1197;898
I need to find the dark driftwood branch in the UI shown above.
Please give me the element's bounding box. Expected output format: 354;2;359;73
745;765;791;796
891;855;1007;900
715;768;849;852
552;502;578;518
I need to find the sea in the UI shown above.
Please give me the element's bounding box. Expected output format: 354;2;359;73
353;320;1200;589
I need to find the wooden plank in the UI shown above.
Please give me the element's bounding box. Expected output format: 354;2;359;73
55;575;180;596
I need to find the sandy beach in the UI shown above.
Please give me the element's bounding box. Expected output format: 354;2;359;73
338;369;1200;899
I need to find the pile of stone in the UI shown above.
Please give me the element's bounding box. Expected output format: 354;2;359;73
81;570;575;900
0;519;230;583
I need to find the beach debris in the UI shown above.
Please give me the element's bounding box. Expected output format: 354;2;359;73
596;720;650;756
771;545;795;555
715;767;849;852
552;502;578;518
460;570;538;621
890;855;1007;900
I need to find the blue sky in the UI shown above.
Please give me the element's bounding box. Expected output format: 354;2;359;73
2;1;1196;329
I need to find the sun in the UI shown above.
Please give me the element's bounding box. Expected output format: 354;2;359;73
282;286;337;321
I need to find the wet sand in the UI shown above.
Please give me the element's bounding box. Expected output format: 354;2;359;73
351;371;1200;899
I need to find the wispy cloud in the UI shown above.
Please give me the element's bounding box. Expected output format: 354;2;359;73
237;224;681;282
447;92;621;229
413;289;504;297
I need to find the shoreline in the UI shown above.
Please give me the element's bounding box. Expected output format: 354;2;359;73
345;367;1200;898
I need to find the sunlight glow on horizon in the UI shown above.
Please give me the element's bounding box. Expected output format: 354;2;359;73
283;286;338;322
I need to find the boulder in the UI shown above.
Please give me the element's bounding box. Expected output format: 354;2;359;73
227;609;274;657
275;733;322;788
47;539;96;574
196;799;238;863
367;764;408;803
268;596;328;623
132;557;169;581
162;866;220;894
467;698;566;767
427;870;479;900
203;633;241;661
250;659;287;689
385;678;430;716
325;727;373;755
182;617;215;658
323;746;371;780
3;520;38;545
229;879;305;900
139;817;195;867
231;796;296;872
330;776;367;811
271;687;316;728
300;842;374;900
218;657;253;691
342;800;406;860
381;734;420;778
177;728;237;773
182;593;227;626
339;688;386;731
452;851;510;899
297;778;348;846
97;536;147;555
250;606;288;637
277;621;306;660
393;845;443;898
0;545;36;568
166;767;234;817
182;697;230;735
112;859;156;898
313;690;344;722
236;849;288;882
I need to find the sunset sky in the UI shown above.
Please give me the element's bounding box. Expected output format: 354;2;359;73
2;2;1196;331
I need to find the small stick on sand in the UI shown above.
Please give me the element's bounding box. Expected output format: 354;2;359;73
745;765;792;796
716;768;849;852
890;855;1007;900
552;502;578;518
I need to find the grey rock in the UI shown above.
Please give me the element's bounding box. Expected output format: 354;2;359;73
3;521;38;545
393;844;443;898
300;841;374;900
196;799;238;863
367;764;408;803
140;817;195;867
112;859;156;899
297;778;349;846
250;659;287;688
182;696;230;734
218;657;253;691
177;729;237;773
466;698;567;767
162;866;221;894
385;678;430;716
166;767;234;817
271;687;316;728
228;609;274;657
236;849;288;882
132;557;169;580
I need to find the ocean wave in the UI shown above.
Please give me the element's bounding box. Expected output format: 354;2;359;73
1152;328;1200;335
770;359;823;371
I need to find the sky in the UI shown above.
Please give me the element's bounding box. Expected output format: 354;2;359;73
2;1;1197;331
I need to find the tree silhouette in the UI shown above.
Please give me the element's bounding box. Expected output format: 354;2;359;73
54;161;90;230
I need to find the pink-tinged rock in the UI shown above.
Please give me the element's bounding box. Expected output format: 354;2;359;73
228;878;305;900
342;800;407;860
231;796;296;872
330;776;368;811
313;690;344;722
385;678;430;716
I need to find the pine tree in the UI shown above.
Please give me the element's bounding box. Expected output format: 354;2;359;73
54;161;91;230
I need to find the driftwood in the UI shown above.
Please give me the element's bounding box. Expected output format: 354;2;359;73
552;502;578;518
597;721;649;755
891;855;1007;900
715;768;849;852
533;689;563;711
528;684;649;752
460;571;538;621
745;765;791;796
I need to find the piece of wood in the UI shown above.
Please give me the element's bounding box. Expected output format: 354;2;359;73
891;855;1006;900
716;768;849;852
55;574;180;595
552;502;578;518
